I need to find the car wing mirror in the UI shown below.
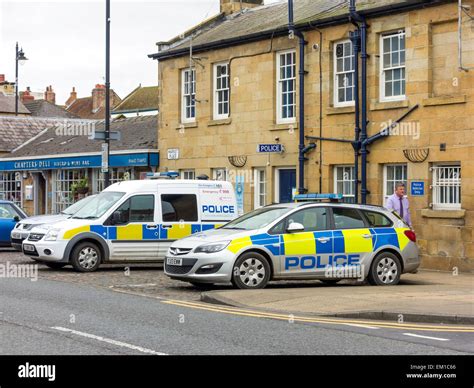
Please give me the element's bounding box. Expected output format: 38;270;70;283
13;216;20;222
286;222;305;233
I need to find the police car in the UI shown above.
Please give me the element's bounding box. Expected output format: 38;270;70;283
164;202;419;289
22;177;238;271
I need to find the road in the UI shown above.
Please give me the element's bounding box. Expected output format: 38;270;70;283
0;276;472;355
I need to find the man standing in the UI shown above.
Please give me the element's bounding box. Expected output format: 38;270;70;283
385;182;412;228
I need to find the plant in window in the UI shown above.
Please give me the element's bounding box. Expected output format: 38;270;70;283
71;177;89;196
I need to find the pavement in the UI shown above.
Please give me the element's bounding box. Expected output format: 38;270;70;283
202;270;474;325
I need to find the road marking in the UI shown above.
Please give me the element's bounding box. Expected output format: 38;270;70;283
343;324;380;330
403;333;450;342
51;326;167;355
162;299;474;333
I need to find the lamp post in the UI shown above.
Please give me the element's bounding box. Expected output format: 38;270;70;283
15;42;28;116
103;0;111;188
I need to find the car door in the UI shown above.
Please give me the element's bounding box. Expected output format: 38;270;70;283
330;207;375;272
276;206;332;278
0;203;21;245
158;192;200;260
107;194;159;261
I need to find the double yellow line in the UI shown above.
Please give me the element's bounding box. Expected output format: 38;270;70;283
163;299;474;333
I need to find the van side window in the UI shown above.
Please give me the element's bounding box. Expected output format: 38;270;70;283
114;195;155;224
161;194;198;222
331;207;366;229
362;210;393;227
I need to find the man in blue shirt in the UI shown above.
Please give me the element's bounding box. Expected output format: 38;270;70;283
385;182;412;228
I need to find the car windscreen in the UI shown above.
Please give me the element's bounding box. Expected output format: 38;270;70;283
221;207;291;231
71;192;125;220
61;195;97;215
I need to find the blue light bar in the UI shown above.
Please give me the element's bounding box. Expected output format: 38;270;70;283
294;193;343;202
147;172;180;179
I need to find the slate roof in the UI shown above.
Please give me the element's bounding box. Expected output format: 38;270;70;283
0;93;31;115
150;0;452;60
23;99;78;119
8;115;158;158
112;86;159;114
0;116;67;152
66;90;122;119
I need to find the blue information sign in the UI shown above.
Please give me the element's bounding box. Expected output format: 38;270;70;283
257;144;283;153
411;181;425;196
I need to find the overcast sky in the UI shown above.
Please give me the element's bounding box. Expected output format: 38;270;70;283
0;0;282;104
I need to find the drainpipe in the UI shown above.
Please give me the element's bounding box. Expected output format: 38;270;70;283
288;0;308;195
349;27;360;204
349;0;368;204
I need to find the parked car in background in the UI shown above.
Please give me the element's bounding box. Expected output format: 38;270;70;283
10;195;97;251
0;201;27;247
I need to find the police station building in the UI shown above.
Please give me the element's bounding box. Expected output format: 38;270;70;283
0;116;158;215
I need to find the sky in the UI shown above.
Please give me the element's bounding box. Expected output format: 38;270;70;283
0;0;282;104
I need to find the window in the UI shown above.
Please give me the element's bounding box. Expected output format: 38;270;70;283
334;166;355;203
286;207;328;232
161;194;198;222
334;40;355;107
181;68;196;123
114;195;155;224
0;172;22;207
214;63;230;119
380;31;406;101
212;168;228;181
277;50;296;123
52;169;87;213
254;168;267;209
384;164;407;199
332;207;366;229
0;203;20;219
181;170;195;180
362;210;393;228
432;165;461;210
94;168;133;193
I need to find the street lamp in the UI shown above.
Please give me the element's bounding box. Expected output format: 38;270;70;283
15;42;28;116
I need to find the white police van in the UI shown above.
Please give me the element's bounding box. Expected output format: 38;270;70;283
22;177;238;272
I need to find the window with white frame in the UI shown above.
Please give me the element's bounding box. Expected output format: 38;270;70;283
334;166;355;203
214;63;230;119
253;168;267;209
384;164;407;200
277;50;296;123
380;31;406;101
212;168;228;182
334;40;355;107
431;164;461;210
181;68;196;123
181;170;195;180
52;169;87;213
94;168;133;193
0;172;22;207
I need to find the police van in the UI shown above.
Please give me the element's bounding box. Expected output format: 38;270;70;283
22;178;238;271
164;202;420;289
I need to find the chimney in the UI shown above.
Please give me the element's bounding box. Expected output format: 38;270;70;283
220;0;263;15
44;85;56;104
92;84;106;112
0;74;5;83
21;87;35;103
65;87;77;107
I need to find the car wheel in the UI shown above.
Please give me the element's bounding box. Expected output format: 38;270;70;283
320;279;341;285
44;262;67;270
368;252;401;286
70;242;101;272
232;252;271;289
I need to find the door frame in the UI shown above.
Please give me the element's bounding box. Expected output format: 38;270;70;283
274;167;296;204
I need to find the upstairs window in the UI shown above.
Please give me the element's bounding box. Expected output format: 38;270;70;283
277;50;296;124
214;63;230;119
181;68;196;123
334;40;355;107
380;31;406;101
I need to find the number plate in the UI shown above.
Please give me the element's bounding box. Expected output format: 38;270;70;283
23;244;35;252
166;257;183;266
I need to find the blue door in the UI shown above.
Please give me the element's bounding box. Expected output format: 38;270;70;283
279;169;296;203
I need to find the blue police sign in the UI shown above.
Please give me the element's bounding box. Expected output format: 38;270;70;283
411;181;425;196
257;144;283;153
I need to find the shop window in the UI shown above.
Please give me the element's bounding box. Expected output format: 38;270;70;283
0;172;22;207
94;168;133;193
52;170;87;213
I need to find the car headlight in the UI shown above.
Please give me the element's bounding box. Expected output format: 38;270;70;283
194;241;231;254
44;229;61;241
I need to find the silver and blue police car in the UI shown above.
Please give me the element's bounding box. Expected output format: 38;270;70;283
164;202;419;289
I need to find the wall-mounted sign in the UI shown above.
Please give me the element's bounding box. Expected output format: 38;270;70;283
167;149;179;160
257;144;284;153
411;181;425;196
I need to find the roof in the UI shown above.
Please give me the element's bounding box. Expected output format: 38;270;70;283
150;0;452;60
66;90;122;119
0;116;68;152
23;99;78;119
112;86;159;114
0;93;30;115
8;115;158;158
